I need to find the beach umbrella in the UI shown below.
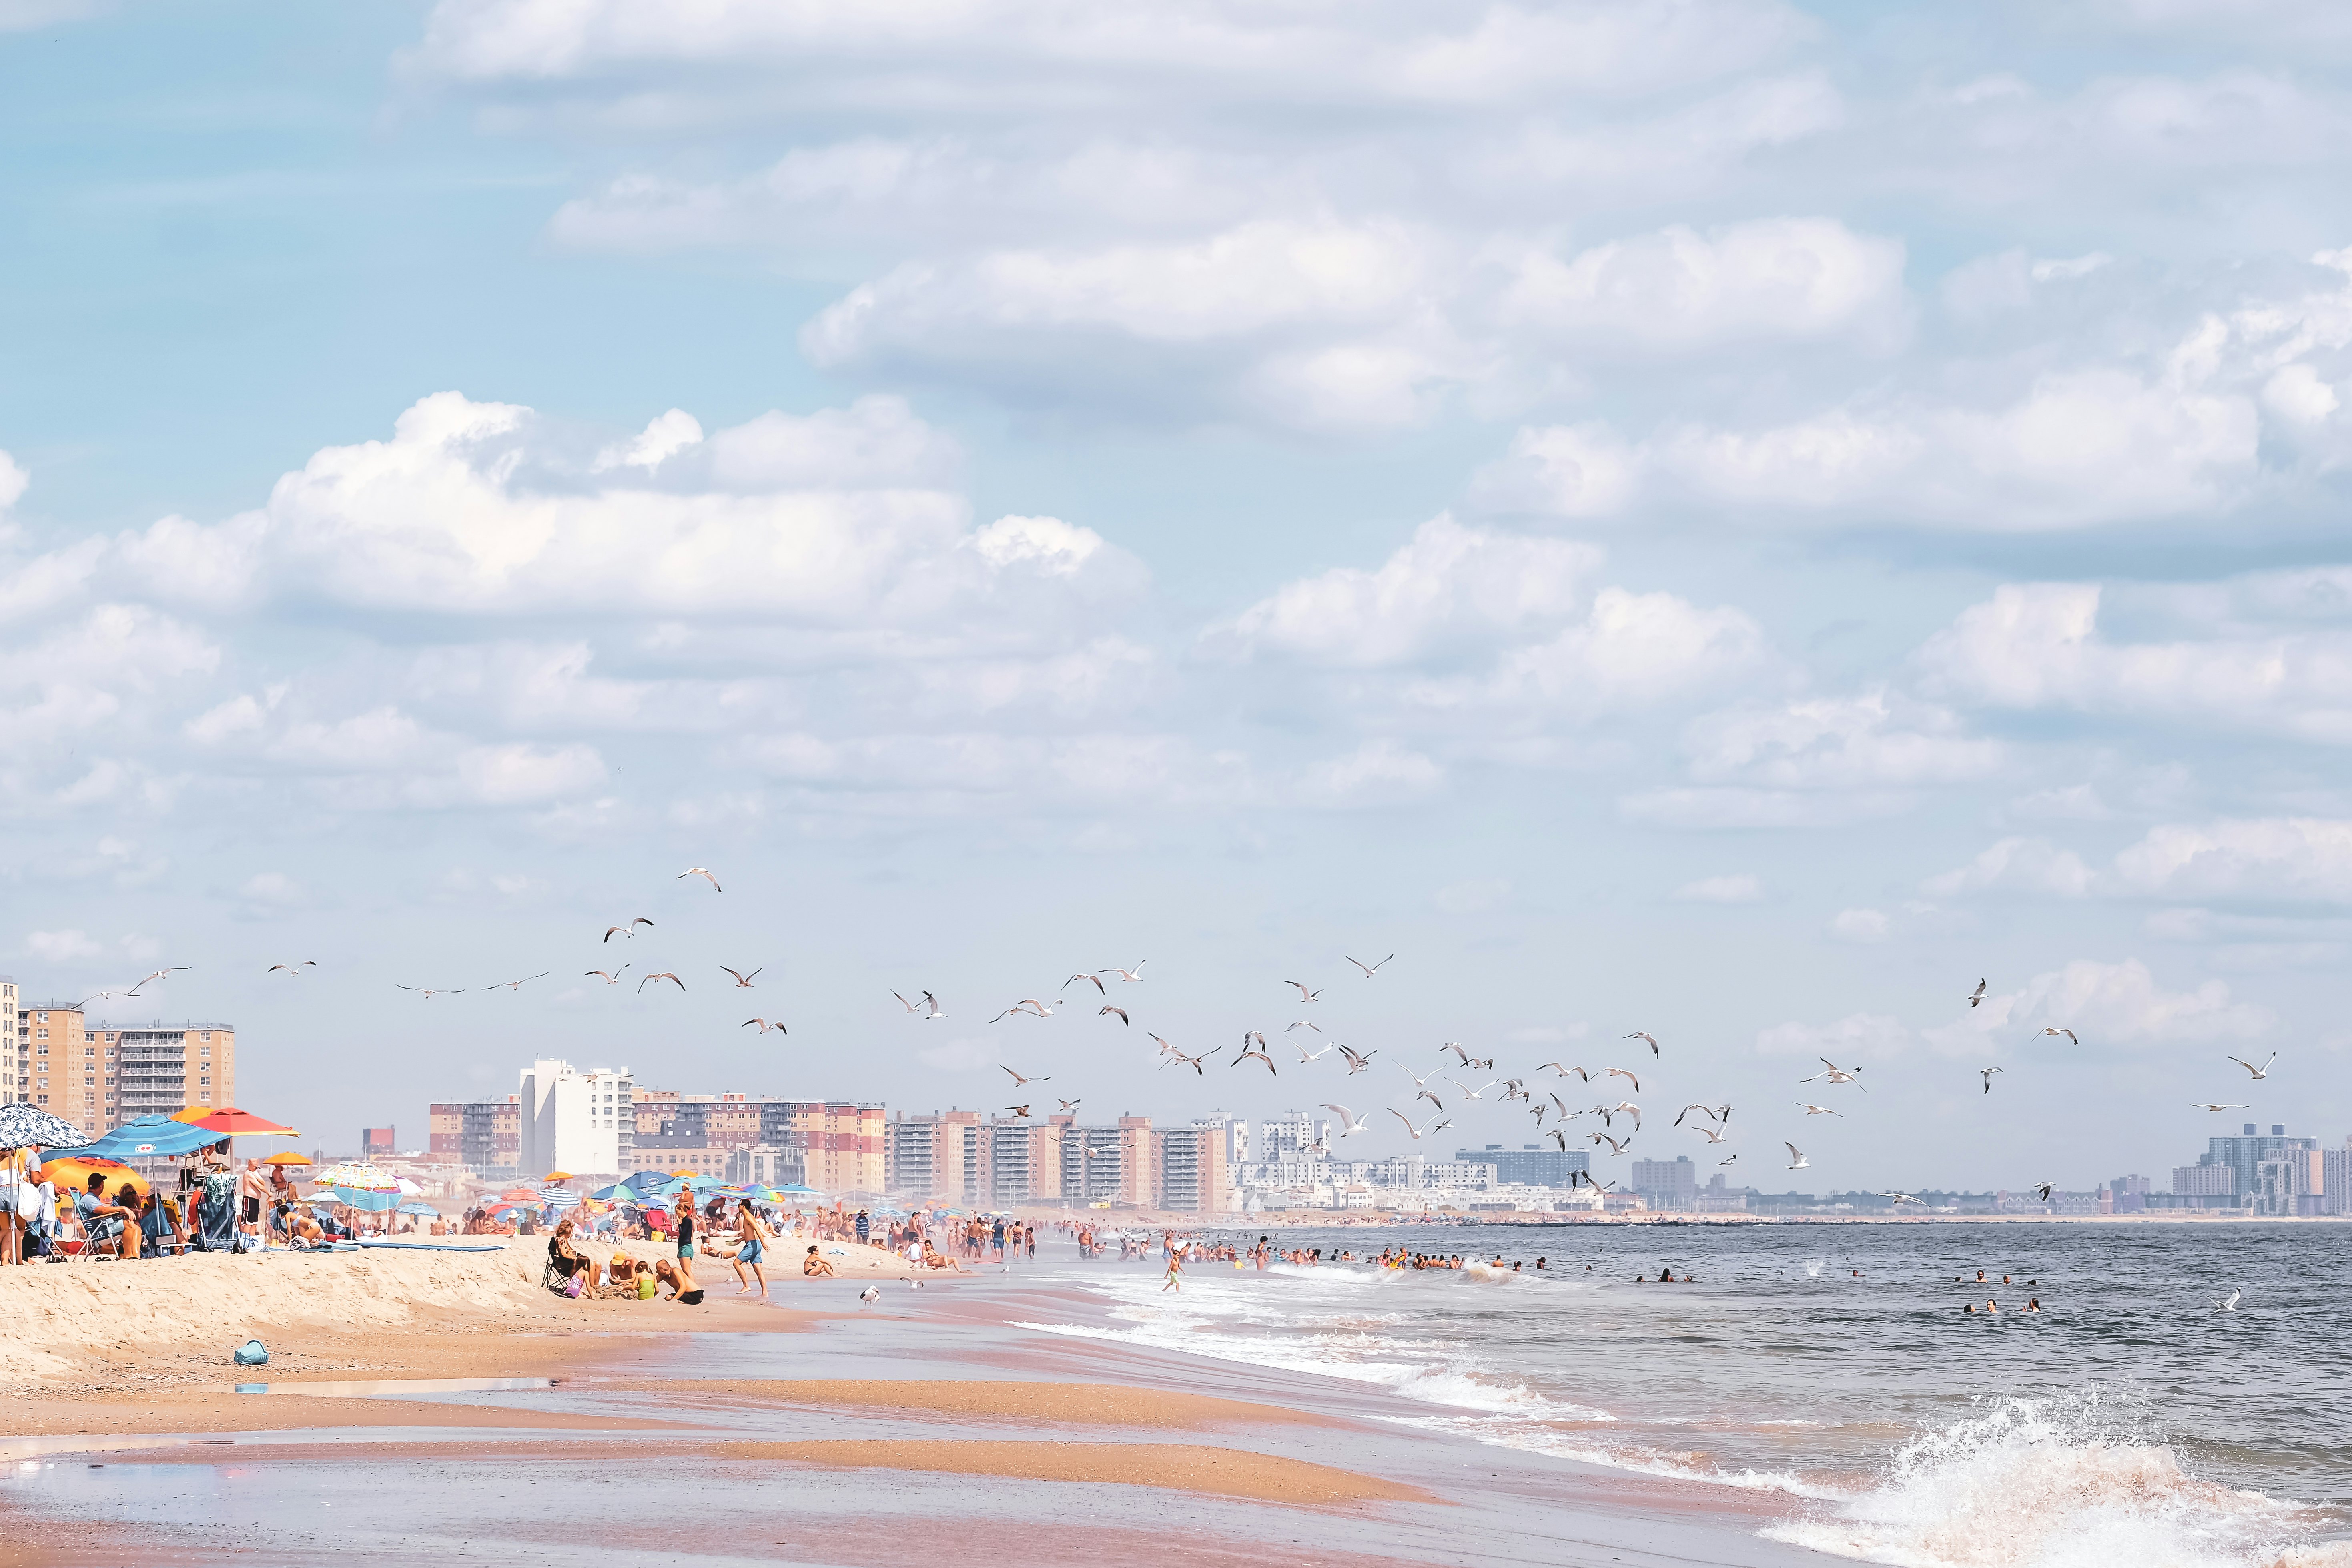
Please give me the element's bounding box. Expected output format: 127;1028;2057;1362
541;1188;581;1208
773;1184;825;1197
263;1151;312;1167
394;1176;425;1196
0;1104;83;1150
499;1187;540;1201
543;1170;575;1181
45;1113;220;1163
172;1106;299;1138
590;1183;637;1201
396;1200;441;1217
37;1156;149;1198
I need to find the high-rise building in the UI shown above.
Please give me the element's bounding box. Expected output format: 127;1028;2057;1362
1;978;19;1105
2193;1123;2318;1211
624;1091;884;1193
1630;1155;1696;1211
2323;1140;2352;1218
2172;1162;2234;1197
429;1096;522;1176
1153;1124;1234;1212
2108;1173;2151;1214
23;1005;235;1138
518;1059;636;1178
1195;1113;1250;1168
362;1127;396;1157
1259;1110;1331;1162
1455;1143;1590;1187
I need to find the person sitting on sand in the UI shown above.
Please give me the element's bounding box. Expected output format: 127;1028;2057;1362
919;1238;965;1273
803;1244;836;1278
77;1174;140;1259
653;1255;701;1302
606;1251;646;1291
547;1221;597;1294
290;1208;326;1247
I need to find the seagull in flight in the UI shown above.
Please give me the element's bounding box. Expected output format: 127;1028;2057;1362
1389;1109;1451;1141
678;867;722;892
1233;1040;1277;1075
1571;1170;1616;1195
1057;1098;1082;1113
1785;1143;1809;1170
1099;1005;1131;1026
2227;1053;2277;1081
1346;954;1395;978
1673;1103;1723;1127
1800;1059;1865;1089
990;1000;1055;1022
1795;1102;1843;1117
1063;973;1106;995
2212;1289;2241;1313
1688;1123;1728;1144
1546;1129;1569;1151
741;1017;786;1034
1716;1153;1739;1167
1879;1191;1927;1208
491;973;550;992
1538;1063;1590;1080
891;989;944;1018
1592;1132;1632;1157
721;966;762;989
2190;1102;2250;1113
1001;1065;1049;1087
1623;1031;1659;1057
1337;1045;1376;1074
394;985;462;998
1416;1087;1444;1111
2035;1026;2079;1045
1159;1045;1215;1075
1005;1104;1032;1119
1322;1103;1369;1137
638;972;685;993
1444;1077;1498;1103
2029;1181;2055;1202
267;961;316;976
124;966;190;996
1099;961;1147;983
1979;1066;2003;1094
1284;1019;1321;1033
1605;1067;1642;1092
1295;1041;1337;1064
603;918;653;942
1286;981;1321;1003
1966;978;1988;1008
1440;1043;1473;1066
585;967;628;985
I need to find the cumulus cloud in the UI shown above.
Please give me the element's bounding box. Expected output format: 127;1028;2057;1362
1675;873;1764;902
1923;836;2096;898
1756;1011;1908;1057
2109;818;2352;903
25;928;102;963
1923;958;2272;1051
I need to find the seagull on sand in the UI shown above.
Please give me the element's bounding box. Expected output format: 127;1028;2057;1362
267;961;316;976
603;918;653;942
721;966;762;988
1322;1103;1369;1136
2228;1053;2277;1081
638;972;685;993
1624;1031;1660;1057
1064;973;1106;995
859;1285;880;1305
678;867;722;892
585;967;628;985
741;1017;785;1034
1099;961;1147;983
1979;1067;2003;1094
1966;978;1988;1008
1785;1143;1809;1170
1286;981;1322;1003
1346;954;1395;977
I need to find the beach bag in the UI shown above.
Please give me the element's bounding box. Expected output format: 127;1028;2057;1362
233;1339;268;1366
564;1273;583;1298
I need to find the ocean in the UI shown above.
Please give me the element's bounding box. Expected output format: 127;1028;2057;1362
1011;1219;2352;1568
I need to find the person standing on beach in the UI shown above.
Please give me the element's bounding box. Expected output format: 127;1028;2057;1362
239;1159;269;1245
1163;1245;1184;1293
676;1195;696;1267
731;1200;770;1296
0;1145;34;1267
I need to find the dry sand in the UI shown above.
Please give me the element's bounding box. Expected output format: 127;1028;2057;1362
719;1438;1440;1506
0;1233;920;1383
592;1378;1349;1430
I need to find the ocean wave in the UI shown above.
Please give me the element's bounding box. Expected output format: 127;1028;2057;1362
1760;1392;2344;1568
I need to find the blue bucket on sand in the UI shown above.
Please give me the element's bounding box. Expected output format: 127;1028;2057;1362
233;1339;268;1366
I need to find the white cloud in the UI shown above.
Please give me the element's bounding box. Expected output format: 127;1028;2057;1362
1828;907;1889;942
25;928;102;963
1675;873;1764;903
1295;739;1444;808
1215;515;1599;668
1408;588;1767;716
1922;958;2272;1051
1917;581;2352;744
1685;690;2001;792
1436;877;1512;914
1497;217;1909;355
1923;836;2096;898
2109;818;2352;903
0;449;26;513
0;604;220;745
1756;1011;1908;1057
238;872;311;912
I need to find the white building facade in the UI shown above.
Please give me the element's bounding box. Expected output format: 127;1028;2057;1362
518;1059;634;1178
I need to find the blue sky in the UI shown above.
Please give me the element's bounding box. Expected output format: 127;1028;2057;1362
4;0;2350;1190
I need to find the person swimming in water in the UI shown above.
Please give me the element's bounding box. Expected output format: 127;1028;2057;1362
2025;1297;2041;1313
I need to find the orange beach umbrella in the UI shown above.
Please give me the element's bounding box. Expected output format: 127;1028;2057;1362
38;1156;149;1199
263;1151;311;1166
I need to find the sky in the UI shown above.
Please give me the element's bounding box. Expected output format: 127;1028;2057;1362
4;0;2350;1193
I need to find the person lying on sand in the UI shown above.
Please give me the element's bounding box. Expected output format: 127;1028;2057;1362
803;1245;835;1278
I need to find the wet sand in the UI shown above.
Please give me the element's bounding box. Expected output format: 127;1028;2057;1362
598;1377;1350;1430
722;1438;1436;1504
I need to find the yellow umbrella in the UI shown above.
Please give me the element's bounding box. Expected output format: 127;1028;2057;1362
263;1151;312;1167
38;1157;150;1199
544;1170;574;1181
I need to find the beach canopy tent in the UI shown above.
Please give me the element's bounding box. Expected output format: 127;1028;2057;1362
37;1155;148;1198
172;1107;299;1138
45;1113;220;1163
0;1104;84;1151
